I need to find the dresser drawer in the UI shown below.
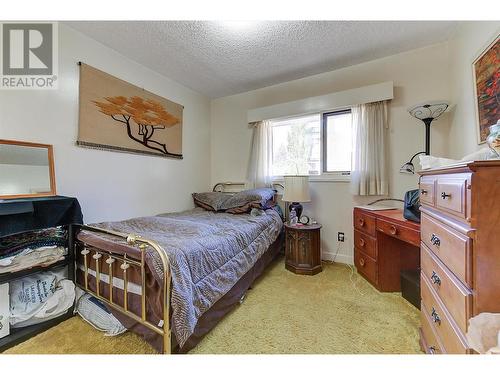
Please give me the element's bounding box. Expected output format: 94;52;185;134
421;275;469;354
377;219;420;247
354;209;376;236
420;177;436;207
421;213;472;287
354;249;377;285
421;243;472;334
435;174;471;220
421;301;446;354
354;229;377;259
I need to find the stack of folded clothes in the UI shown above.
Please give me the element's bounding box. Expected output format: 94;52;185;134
0;245;66;273
0;227;68;274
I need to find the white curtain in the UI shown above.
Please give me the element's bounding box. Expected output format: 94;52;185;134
350;101;389;196
246;120;272;188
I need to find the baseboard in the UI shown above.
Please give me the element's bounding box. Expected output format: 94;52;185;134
322;251;353;265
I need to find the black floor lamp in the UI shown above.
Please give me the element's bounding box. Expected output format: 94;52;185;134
400;101;449;174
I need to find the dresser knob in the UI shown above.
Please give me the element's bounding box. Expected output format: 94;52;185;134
359;258;365;267
358;218;365;227
359;238;365;247
431;307;441;325
441;192;452;199
431;271;441;286
430;234;441;247
389;225;398;235
421;189;428;195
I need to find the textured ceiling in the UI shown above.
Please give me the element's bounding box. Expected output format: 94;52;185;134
66;21;459;98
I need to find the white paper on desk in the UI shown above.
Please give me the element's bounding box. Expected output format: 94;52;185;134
355;205;395;211
0;283;9;338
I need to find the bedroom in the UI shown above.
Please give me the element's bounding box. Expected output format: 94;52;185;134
1;0;500;372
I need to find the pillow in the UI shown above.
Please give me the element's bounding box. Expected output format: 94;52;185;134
221;188;276;213
192;192;231;211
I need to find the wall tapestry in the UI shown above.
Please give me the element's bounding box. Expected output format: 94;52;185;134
77;63;183;158
472;34;499;144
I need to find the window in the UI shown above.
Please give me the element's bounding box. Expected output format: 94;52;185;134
323;110;352;173
269;110;352;179
270;114;321;176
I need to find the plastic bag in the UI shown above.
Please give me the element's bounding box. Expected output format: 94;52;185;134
75;289;126;336
466;313;500;354
9;270;75;328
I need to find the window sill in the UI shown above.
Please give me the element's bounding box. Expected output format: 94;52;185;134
272;175;351;183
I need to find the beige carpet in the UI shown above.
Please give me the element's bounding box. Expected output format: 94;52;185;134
5;257;421;354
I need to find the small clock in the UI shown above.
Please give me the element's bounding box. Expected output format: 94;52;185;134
299;215;310;225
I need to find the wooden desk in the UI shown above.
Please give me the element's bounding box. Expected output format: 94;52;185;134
353;207;420;292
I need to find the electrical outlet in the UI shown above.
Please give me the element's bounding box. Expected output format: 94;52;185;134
338;232;345;242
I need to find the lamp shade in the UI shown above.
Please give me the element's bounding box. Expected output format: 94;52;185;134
282;175;311;202
407;101;449;121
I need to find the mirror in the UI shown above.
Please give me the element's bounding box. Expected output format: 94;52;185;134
0;140;56;199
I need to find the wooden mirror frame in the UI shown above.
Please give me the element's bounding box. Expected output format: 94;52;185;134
0;139;57;200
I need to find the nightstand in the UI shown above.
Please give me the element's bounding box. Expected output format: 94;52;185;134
284;223;322;275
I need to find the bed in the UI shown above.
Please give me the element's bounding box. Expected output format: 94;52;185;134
73;183;284;353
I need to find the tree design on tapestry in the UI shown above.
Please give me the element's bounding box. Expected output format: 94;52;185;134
93;96;181;157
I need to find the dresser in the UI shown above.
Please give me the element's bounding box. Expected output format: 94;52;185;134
418;160;500;354
353;207;420;292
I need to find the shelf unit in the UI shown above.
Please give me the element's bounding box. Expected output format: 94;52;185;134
0;226;76;352
0;196;82;352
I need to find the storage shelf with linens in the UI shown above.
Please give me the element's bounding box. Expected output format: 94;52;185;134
0;196;83;352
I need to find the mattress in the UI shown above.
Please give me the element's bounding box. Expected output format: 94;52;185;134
76;207;283;350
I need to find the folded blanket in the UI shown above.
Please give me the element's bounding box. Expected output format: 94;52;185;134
0;245;67;274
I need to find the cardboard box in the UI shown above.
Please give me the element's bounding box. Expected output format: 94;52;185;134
0;283;9;339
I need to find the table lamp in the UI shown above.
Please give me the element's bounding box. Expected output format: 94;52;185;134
282;175;311;219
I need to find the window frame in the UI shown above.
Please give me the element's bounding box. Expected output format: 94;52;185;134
321;109;353;179
269;109;352;183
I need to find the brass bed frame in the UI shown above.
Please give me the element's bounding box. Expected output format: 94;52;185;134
73;182;283;354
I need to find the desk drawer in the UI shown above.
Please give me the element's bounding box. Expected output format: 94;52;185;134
354;249;377;285
435;174;470;220
354;229;376;259
354;210;376;236
421;301;446;354
421;243;472;334
421;213;472;287
421;275;469;354
420;177;436;207
377;219;420;247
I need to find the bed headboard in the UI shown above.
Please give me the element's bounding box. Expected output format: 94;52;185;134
212;182;284;194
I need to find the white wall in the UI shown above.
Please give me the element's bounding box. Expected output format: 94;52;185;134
448;22;500;159
0;24;212;223
211;43;451;264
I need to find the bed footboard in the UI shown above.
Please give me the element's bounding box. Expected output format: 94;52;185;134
73;224;172;354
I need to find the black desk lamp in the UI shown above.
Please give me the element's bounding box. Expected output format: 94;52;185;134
400;101;449;174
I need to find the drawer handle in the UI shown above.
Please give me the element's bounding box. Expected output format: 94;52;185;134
358;218;365;227
359;258;365;267
421;189;428;195
441;192;452;199
431;271;441;286
389;225;398;235
428;346;438;354
359;238;365;247
430;234;441;247
431;307;441;325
